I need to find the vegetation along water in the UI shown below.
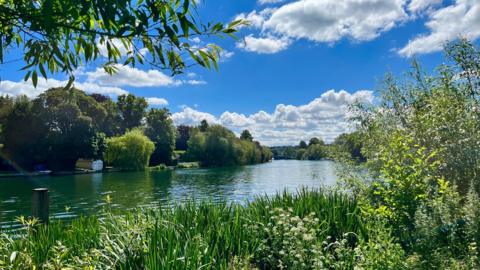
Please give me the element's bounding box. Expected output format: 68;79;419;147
0;0;479;268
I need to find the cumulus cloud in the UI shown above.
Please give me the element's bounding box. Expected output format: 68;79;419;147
408;0;443;13
172;89;373;145
237;35;291;54
399;0;480;56
146;97;169;106
85;64;180;87
0;78;128;98
263;0;407;43
172;107;218;126
236;0;407;52
235;9;274;28
235;0;479;56
83;64;206;87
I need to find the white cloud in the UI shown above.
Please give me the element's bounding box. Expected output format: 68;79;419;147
258;0;285;4
85;64;180;87
399;0;480;56
263;0;407;43
97;38;132;57
237;35;291;54
0;78;127;98
220;50;235;61
235;9;274;28
172;89;373;145
408;0;442;13
236;0;479;56
235;0;410;55
172;107;218;126
146;97;169;106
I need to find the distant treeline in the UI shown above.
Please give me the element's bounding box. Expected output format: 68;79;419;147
0;88;271;171
270;133;365;162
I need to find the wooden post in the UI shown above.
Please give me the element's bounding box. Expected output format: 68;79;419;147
32;188;49;224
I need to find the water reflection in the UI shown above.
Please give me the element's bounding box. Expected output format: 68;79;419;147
0;160;338;226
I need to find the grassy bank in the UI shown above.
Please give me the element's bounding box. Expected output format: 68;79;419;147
1;190;386;269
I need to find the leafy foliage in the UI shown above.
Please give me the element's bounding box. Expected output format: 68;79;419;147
346;39;480;268
145;108;176;165
105;129;155;170
2;88;107;170
240;129;253;141
0;190;369;269
175;125;192;151
117;94;148;134
186;123;272;167
0;0;246;87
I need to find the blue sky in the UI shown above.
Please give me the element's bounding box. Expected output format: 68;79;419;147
1;0;479;145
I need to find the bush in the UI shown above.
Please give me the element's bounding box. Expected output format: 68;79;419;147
104;129;155;170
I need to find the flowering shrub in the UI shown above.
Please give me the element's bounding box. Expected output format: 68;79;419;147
253;207;324;269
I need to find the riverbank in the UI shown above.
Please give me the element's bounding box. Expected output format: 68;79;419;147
0;162;202;178
1;190;385;269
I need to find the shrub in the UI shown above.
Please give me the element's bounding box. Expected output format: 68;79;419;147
104;129;155;170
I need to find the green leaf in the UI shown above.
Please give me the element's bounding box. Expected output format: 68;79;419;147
23;71;31;82
32;70;38;87
39;63;47;79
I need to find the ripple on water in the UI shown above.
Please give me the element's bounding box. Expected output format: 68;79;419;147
0;160;339;226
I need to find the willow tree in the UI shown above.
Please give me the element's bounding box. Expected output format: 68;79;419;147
0;0;245;86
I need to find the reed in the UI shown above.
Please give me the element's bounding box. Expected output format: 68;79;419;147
0;189;363;269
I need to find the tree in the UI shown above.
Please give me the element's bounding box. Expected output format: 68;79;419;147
356;39;480;194
240;130;253;141
3;96;47;170
199;119;209;132
0;96;14;144
0;0;245;87
92;95;122;136
145;108;176;165
3;88;110;171
299;140;308;149
308;137;323;146
105;129;155;170
42;102;95;170
186;124;272;167
333;132;365;162
90;132;107;161
305;144;326;160
175;125;192;151
117;94;148;133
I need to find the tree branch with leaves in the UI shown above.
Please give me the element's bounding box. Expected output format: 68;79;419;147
0;0;246;87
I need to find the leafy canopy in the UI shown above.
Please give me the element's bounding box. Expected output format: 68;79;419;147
0;0;245;87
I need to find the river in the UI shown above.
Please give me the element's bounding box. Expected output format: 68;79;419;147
0;160;338;227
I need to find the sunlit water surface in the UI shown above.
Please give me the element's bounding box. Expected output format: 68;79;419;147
0;160;339;228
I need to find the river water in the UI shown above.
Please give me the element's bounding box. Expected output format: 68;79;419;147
0;160;339;227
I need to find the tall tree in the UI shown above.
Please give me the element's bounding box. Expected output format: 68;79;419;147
308;137;324;146
199;119;209;132
3;88;108;171
3;96;47;170
299;140;308;149
0;0;245;87
117;94;148;133
0;96;14;145
240;130;253;141
145;108;176;165
175;125;192;151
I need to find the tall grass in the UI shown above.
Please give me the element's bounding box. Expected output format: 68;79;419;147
0;189;363;269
